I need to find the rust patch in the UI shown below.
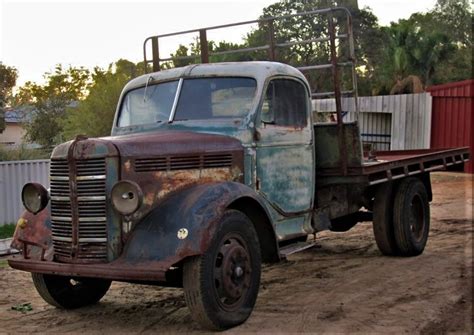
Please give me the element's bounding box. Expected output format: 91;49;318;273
114;133;244;237
8;256;171;283
11;208;53;261
125;166;242;234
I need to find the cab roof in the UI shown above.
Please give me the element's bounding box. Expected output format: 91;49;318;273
123;61;308;92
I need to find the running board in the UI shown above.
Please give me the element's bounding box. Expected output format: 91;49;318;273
280;241;317;257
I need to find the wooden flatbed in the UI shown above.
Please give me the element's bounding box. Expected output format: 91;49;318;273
363;147;470;185
318;147;470;186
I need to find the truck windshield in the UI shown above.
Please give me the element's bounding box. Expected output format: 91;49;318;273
117;77;256;127
118;80;179;127
174;77;256;121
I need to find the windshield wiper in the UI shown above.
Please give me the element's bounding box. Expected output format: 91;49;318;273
168;78;184;123
143;75;154;103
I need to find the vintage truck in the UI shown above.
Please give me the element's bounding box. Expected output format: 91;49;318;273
8;8;470;330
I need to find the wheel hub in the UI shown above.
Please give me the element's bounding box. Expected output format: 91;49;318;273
215;237;251;303
234;266;244;278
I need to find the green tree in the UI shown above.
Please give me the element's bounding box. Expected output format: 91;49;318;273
429;0;472;84
434;0;472;46
168;38;253;68
371;0;471;93
18;65;90;147
0;63;18;132
170;44;198;68
61;59;144;139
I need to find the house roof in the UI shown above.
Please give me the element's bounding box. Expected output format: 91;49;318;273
3;107;35;123
4;110;23;123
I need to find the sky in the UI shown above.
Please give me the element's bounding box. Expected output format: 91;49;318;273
1;0;437;87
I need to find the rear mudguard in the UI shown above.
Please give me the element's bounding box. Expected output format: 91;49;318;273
122;181;277;265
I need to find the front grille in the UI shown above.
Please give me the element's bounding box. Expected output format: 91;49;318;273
50;158;108;262
135;153;233;172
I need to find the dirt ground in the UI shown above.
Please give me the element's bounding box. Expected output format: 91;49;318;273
0;172;472;334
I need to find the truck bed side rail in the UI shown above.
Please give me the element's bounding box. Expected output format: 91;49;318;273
317;147;470;186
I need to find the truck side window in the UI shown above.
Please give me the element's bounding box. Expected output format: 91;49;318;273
261;79;307;127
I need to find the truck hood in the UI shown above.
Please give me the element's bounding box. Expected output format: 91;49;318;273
107;130;243;160
51;131;244;160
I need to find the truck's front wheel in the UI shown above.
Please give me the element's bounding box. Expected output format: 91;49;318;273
183;210;261;330
32;273;111;309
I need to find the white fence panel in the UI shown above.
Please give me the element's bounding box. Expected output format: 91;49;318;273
0;159;49;225
312;93;432;150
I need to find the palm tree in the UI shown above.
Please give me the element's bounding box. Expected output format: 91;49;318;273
381;17;454;94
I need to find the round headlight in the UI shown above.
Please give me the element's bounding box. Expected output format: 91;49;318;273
22;183;49;214
111;180;143;215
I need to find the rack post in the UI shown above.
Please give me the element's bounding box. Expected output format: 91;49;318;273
152;37;160;72
199;29;209;64
267;20;276;61
328;12;348;176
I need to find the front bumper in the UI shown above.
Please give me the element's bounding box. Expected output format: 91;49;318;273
8;256;169;282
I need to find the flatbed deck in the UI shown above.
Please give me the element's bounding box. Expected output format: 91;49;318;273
319;147;470;185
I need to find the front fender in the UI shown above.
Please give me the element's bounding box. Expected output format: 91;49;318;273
11;208;53;261
122;182;273;265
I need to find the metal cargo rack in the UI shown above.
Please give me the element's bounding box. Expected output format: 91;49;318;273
143;7;360;176
143;7;359;120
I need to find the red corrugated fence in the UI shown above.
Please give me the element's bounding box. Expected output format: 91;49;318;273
427;79;473;173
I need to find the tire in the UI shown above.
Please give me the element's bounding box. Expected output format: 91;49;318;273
32;273;111;309
393;177;430;256
183;210;261;330
373;182;400;255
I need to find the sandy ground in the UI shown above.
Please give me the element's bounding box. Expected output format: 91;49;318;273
0;172;472;334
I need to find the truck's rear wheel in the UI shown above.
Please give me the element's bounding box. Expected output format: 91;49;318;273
183;210;261;330
373;182;400;255
393;177;430;256
32;273;111;309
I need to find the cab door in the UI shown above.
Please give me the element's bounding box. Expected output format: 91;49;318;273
255;78;314;214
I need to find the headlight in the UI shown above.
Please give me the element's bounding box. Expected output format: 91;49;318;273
111;180;143;215
22;183;49;214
